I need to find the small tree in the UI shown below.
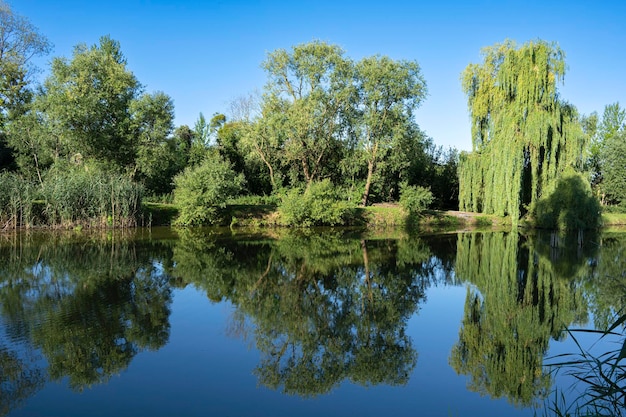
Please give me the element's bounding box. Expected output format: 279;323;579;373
597;103;626;205
173;153;244;226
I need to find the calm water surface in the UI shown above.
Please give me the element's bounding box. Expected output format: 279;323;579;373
1;227;624;416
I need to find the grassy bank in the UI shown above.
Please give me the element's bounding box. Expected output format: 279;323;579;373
143;201;510;230
11;198;626;231
601;212;626;226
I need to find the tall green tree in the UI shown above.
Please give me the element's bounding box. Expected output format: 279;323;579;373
597;102;626;205
458;40;588;224
130;91;178;194
216;119;271;195
241;96;287;192
261;41;353;188
581;112;601;190
36;35;141;168
0;1;51;170
353;56;427;206
0;2;51;123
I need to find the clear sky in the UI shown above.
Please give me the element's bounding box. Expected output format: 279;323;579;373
14;0;626;151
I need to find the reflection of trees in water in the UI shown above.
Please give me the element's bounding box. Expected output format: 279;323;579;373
578;232;626;330
0;232;174;402
540;232;626;416
450;232;592;408
172;229;441;397
2;228;623;411
0;342;45;417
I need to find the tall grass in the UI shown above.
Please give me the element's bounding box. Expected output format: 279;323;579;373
0;172;36;229
41;168;143;228
1;168;143;229
544;313;626;416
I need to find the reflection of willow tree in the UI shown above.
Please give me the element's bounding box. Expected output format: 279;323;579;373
0;232;173;393
172;230;436;396
450;232;590;407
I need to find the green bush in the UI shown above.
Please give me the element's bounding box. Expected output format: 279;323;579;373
173;155;245;226
534;170;601;230
226;194;280;206
279;179;356;227
602;204;626;214
399;185;433;215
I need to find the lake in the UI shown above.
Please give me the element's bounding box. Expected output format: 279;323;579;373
1;227;624;416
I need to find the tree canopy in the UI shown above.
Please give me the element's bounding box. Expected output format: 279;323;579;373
458;40;589;225
597;102;626;205
0;1;51;170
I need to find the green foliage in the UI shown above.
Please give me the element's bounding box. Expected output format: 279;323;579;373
475;216;492;227
535;170;602;230
262;41;353;188
173;153;245;226
399;184;433;215
39;36;141;168
0;233;173;393
0;1;51;126
278;179;357;227
169;230;428;396
451;232;589;407
226;194;280;206
600;129;626;205
130;91;181;195
602;204;626;214
218;120;273;196
40;164;143;227
458;40;587;224
354;55;427;205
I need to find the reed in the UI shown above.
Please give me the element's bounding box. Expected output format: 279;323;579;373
0;172;36;229
40;169;143;228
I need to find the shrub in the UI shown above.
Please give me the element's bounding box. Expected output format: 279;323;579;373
173;155;245;226
534;170;601;230
279;179;356;227
399;185;433;215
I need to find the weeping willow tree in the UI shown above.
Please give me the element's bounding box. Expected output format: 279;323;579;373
459;40;587;224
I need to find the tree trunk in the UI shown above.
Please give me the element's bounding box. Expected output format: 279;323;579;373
361;158;375;206
255;144;277;192
302;158;312;190
361;142;378;206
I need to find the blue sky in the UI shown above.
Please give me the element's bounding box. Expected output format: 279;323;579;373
15;0;626;151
